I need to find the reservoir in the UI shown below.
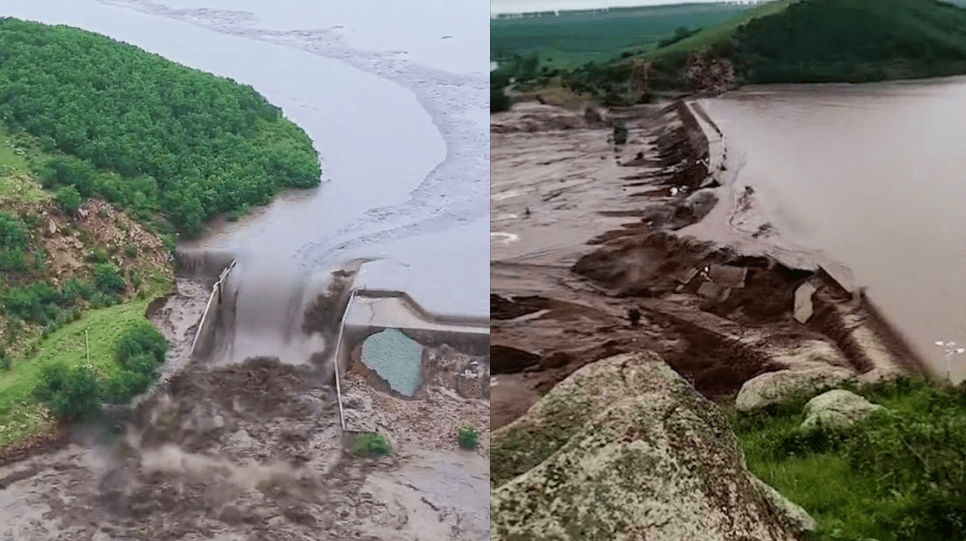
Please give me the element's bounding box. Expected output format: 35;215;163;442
701;77;966;382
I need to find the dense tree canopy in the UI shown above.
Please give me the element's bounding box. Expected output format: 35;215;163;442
731;0;966;84
0;18;322;235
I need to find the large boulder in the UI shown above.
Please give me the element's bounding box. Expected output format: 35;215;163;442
800;389;885;433
491;351;808;541
736;365;854;413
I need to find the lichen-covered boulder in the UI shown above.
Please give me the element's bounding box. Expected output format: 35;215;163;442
751;476;817;534
736;365;854;413
490;352;807;541
800;389;885;433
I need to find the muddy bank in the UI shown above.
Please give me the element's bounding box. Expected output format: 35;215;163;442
490;99;927;432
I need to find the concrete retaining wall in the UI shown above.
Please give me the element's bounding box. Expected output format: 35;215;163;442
190;260;236;359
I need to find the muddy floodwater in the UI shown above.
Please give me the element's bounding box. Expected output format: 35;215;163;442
700;77;966;382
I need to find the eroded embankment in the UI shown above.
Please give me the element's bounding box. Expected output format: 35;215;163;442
490;98;928;433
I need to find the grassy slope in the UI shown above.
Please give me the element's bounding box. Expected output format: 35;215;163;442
0;129;48;204
0;127;174;449
727;0;966;83
735;380;966;540
491;2;753;70
0;278;169;447
643;0;802;58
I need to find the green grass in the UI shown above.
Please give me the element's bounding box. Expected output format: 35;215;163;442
643;0;802;59
492;2;754;72
0;274;172;448
754;454;912;540
735;378;966;540
0;127;49;204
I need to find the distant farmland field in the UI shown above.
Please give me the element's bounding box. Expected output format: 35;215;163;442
491;2;754;70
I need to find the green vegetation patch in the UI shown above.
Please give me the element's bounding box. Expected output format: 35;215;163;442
727;0;966;84
735;378;966;540
457;423;480;449
0;276;171;448
494;0;966;102
491;3;753;71
0;17;321;236
349;432;393;456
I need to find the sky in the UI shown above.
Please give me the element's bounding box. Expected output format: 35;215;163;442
491;0;759;15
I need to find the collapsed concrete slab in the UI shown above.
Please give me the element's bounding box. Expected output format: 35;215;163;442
793;282;818;324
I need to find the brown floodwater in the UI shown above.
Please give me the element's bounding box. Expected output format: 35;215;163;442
700;77;966;382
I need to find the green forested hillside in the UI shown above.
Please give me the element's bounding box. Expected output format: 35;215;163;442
491;3;752;70
492;0;966;108
0;17;321;236
729;0;966;83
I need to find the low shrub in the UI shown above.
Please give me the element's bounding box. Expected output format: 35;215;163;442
55;185;82;215
350;432;392;456
93;263;126;295
85;248;109;264
115;321;168;366
457;424;480;449
33;363;100;421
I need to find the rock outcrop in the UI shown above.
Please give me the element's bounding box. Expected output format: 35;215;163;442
736;365;854;413
800;389;885;433
490;351;810;541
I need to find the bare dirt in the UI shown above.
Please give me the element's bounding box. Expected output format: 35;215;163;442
0;193;172;357
490;100;927;431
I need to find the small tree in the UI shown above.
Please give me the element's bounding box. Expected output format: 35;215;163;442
93;263;126;295
33;363;100;421
55;186;82;216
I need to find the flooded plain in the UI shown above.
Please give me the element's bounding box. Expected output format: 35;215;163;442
701;77;966;382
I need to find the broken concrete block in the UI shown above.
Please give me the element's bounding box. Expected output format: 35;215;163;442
794;282;818;324
708;264;747;288
697;281;731;302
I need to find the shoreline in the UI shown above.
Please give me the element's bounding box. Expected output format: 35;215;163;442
679;96;931;380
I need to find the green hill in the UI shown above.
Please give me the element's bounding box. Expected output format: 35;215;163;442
650;0;966;85
0;18;322;236
644;0;804;59
494;0;966;108
491;2;754;71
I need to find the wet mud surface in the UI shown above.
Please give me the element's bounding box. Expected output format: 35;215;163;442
1;353;488;540
2;270;489;541
490;100;927;430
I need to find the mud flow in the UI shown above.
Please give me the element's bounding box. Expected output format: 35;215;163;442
1;263;489;540
491;100;928;431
